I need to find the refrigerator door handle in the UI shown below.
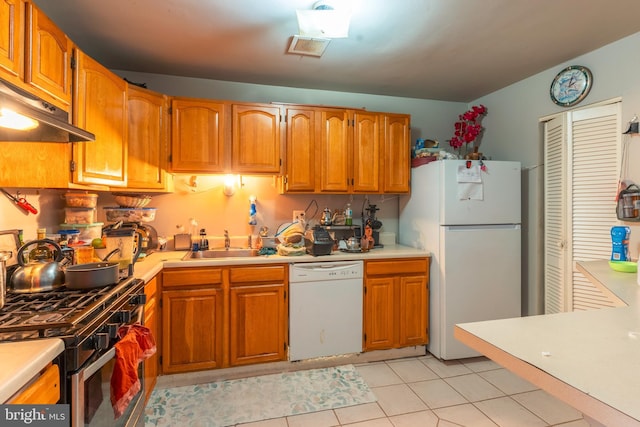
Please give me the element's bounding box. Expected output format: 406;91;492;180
443;224;521;231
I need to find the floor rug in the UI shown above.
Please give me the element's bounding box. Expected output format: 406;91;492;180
144;364;377;426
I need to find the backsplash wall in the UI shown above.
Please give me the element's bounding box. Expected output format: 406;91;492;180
0;178;400;247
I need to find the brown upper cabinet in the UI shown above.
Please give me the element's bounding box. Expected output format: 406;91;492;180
170;97;227;173
351;111;381;193
281;107;409;194
25;2;73;109
381;113;411;193
0;3;411;191
73;49;127;187
231;103;283;174
0;0;24;83
0;1;72;111
126;84;171;191
282;107;316;192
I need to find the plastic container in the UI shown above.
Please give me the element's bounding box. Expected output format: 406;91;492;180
610;226;630;261
58;229;80;246
104;207;156;223
60;222;103;244
64;192;98;208
64;207;96;224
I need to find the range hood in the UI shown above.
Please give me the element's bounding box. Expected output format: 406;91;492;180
0;79;95;142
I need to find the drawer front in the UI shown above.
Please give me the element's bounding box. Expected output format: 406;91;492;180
365;258;429;276
9;363;60;404
163;268;223;287
229;265;286;285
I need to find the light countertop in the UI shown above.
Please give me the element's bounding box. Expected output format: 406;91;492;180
0;338;65;403
133;244;430;283
455;260;640;426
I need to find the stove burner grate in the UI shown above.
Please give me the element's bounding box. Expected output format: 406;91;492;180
0;278;139;338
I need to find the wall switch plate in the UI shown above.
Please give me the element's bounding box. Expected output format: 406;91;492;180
293;210;305;222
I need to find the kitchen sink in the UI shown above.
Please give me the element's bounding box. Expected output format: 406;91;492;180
182;248;260;260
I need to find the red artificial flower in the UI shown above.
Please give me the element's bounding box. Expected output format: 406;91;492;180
448;105;487;151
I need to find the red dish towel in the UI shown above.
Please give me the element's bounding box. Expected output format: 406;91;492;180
110;324;157;419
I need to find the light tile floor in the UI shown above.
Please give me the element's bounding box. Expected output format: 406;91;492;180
236;354;591;427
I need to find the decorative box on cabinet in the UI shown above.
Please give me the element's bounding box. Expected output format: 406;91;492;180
363;257;429;351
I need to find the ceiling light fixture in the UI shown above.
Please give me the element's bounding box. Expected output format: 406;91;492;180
295;0;352;39
288;1;352;57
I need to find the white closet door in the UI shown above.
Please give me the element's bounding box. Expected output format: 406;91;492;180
544;115;569;314
543;102;621;313
570;104;621;310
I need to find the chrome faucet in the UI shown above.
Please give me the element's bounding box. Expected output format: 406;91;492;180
224;229;230;249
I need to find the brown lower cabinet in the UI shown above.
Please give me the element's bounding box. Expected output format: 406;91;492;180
363;258;430;351
161;264;288;374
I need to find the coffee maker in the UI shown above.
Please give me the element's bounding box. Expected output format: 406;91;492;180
103;222;160;257
135;223;160;256
363;204;383;248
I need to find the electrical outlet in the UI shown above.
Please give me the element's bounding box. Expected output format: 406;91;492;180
293;210;305;222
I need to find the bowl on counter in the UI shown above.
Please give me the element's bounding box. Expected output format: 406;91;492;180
112;193;152;208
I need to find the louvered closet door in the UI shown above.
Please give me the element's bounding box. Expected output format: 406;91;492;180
544;102;621;313
570;104;621;310
544;116;569;314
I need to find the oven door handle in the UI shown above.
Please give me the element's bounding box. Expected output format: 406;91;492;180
83;346;116;379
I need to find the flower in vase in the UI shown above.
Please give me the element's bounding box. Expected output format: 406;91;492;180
448;105;487;154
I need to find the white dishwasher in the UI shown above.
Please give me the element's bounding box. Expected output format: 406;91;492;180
289;261;363;361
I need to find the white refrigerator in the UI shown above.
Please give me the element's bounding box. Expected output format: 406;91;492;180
399;160;521;360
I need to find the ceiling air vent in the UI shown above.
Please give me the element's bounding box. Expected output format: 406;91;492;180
288;35;331;57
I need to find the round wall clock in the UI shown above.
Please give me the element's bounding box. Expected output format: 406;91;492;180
550;65;593;107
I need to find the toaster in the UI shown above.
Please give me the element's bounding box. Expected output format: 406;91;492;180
304;226;334;256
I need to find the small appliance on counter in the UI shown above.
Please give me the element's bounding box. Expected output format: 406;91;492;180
304;225;334;256
102;194;161;257
363;203;384;248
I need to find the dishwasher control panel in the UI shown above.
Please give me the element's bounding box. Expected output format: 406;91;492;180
289;261;363;282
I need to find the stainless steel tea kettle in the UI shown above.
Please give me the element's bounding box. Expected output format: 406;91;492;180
320;208;334;226
10;239;65;293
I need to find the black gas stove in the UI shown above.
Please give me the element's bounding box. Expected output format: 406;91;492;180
0;277;145;369
1;276;148;426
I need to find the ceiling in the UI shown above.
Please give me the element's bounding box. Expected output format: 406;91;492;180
33;0;640;102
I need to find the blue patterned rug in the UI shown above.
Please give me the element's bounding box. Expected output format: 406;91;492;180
144;364;376;426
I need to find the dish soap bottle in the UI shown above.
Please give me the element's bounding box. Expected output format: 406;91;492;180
345;203;353;226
